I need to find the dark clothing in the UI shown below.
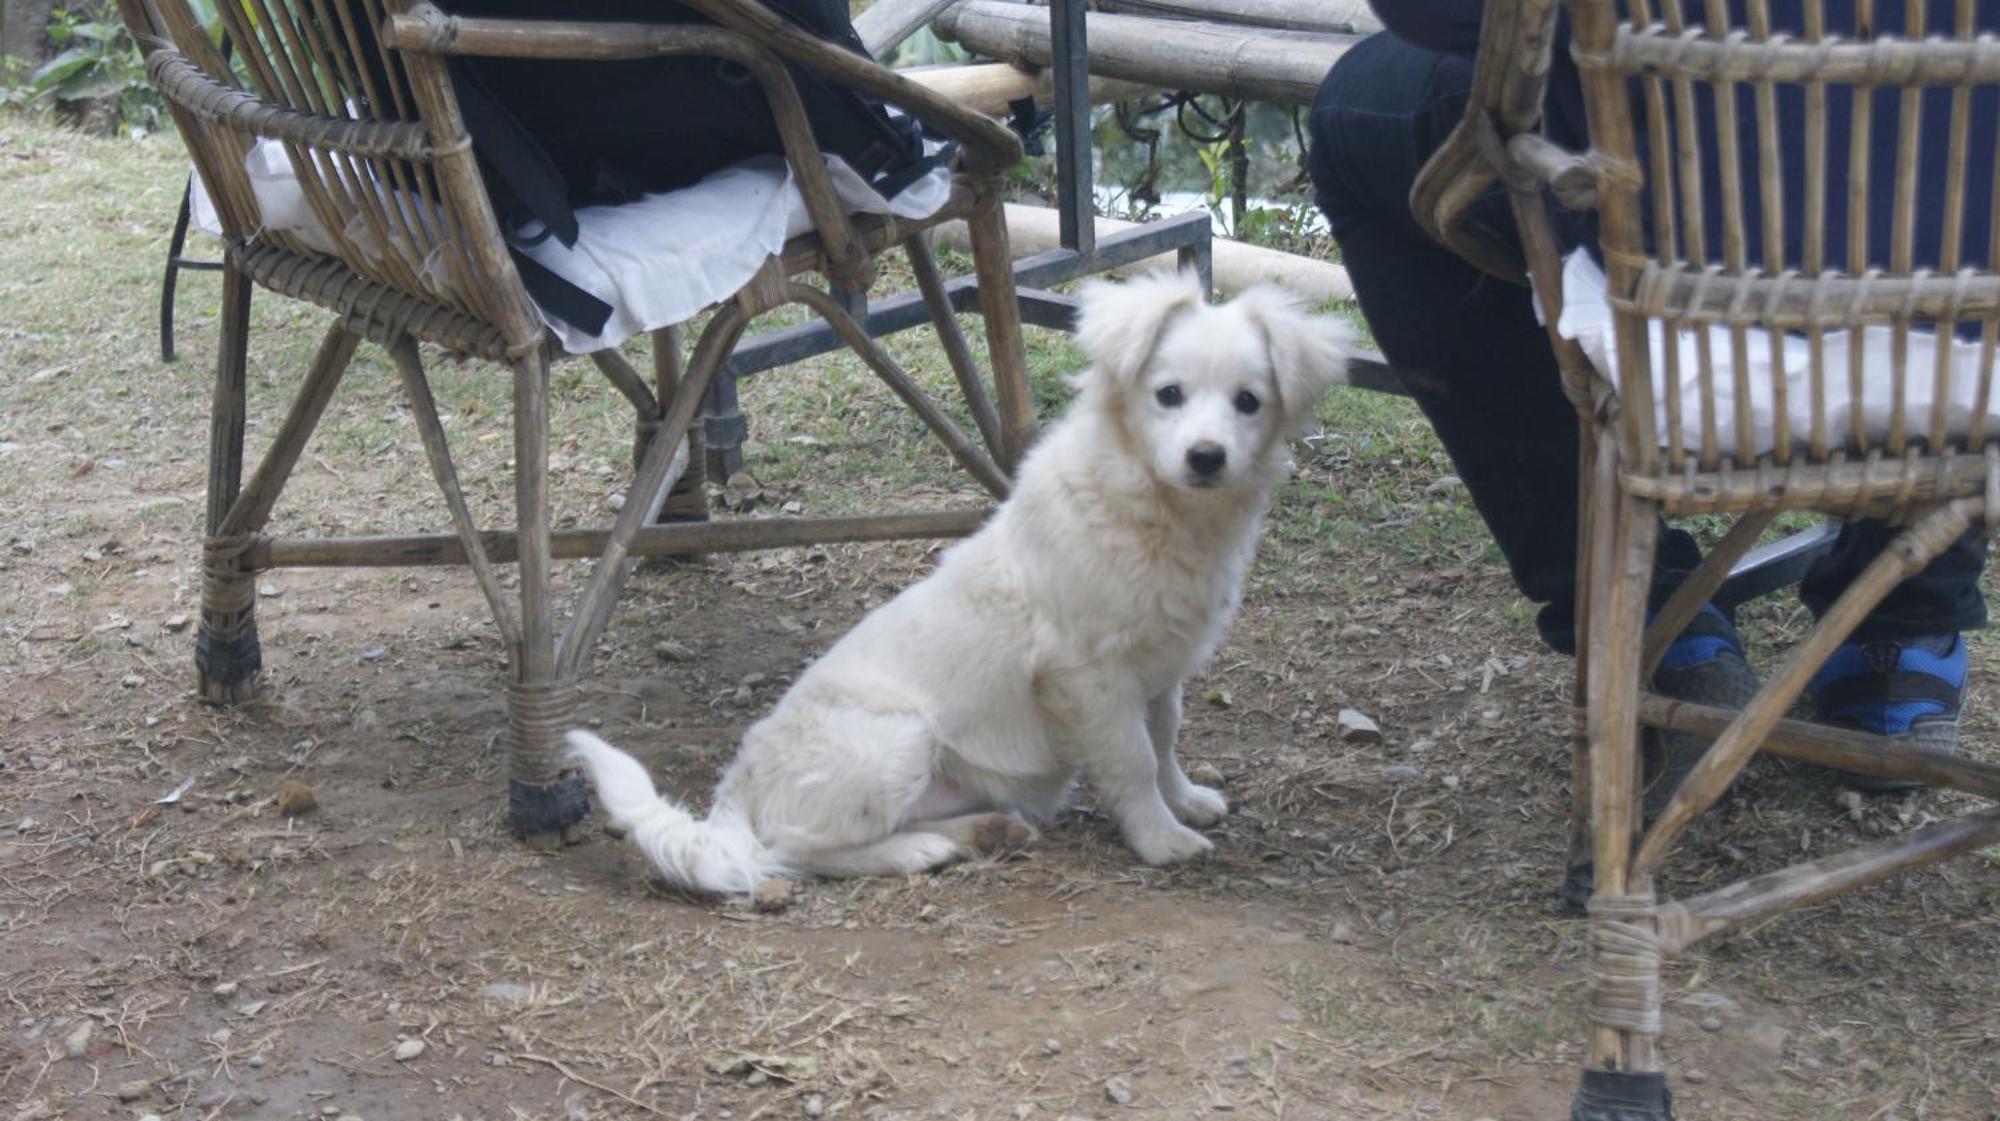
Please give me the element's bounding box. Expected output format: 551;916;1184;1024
442;0;928;232
1372;1;2000;280
357;0;931;337
1307;29;1989;653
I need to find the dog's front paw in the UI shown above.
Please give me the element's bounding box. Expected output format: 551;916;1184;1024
1169;783;1228;827
1128;821;1214;866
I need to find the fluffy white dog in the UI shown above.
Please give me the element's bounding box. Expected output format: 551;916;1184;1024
567;271;1351;895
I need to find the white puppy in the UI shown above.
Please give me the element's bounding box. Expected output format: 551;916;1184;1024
568;271;1351;895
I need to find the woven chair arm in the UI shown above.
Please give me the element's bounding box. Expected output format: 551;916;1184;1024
1576;25;2000;86
1409;0;1572;282
146;49;438;161
675;0;1024;173
384;1;1023;173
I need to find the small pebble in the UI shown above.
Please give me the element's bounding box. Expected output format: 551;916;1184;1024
802;1095;825;1119
1381;765;1421;782
213;980;239;999
1103;1077;1132;1106
394;1038;425;1062
1043;1039;1063;1056
731;685;755;707
360;646;387;662
752;878;795;913
115;1080;151;1102
654;640;695;662
247;1053;266;1068
1188;761;1225;786
62;1020;92;1059
740;672;768;689
277;781;317;817
164;613;191;632
1336;708;1382;744
1684;1069;1708;1084
1698;1014;1724;1032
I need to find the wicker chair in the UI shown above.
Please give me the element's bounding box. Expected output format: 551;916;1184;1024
116;0;1034;844
1411;0;2000;1114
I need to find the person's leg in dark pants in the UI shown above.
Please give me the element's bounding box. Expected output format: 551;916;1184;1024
1799;523;1987;641
1307;33;1751;823
1305;33;1703;655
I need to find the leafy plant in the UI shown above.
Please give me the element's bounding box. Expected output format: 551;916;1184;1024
1;0;224;134
1;7;157;132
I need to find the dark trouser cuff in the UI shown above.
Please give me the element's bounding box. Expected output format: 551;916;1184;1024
508;774;589;835
1572;1070;1673;1121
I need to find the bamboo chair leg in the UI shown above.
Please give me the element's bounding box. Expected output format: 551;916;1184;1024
787;283;1012;499
196;264;259;704
557;308;747;680
904;232;1005;460
701;370;747;483
1562;433;1600;911
505;348;587;846
1576;443;1670;1110
388;337;522;652
966;184;1036;470
650;325;708;524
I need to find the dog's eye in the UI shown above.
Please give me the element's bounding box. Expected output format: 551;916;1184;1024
1234;390;1261;415
1155;384;1184;408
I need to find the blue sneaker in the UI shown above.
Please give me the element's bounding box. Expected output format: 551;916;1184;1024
1645;604;1759;818
1809;633;1965;792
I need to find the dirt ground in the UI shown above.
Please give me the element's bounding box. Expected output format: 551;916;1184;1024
4;123;1999;1121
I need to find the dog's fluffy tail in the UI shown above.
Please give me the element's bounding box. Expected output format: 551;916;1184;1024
565;730;783;895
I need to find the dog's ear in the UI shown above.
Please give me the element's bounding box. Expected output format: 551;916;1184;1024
1073;270;1206;388
1229;284;1353;437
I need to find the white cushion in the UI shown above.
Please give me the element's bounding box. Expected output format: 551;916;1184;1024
1556;249;1999;456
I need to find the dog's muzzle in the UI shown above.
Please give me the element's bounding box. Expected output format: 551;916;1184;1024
1185;443;1227;484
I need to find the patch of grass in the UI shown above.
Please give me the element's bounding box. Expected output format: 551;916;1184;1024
1276;961;1380;1038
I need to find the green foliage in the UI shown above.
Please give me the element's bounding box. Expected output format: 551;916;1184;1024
2;0;222;134
1;7;155;131
882;26;968;68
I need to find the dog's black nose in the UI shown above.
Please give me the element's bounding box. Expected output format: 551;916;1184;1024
1186;444;1227;478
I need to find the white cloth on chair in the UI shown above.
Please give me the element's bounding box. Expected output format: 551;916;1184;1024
1555;248;1999;456
190;147;953;354
515;153;951;354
